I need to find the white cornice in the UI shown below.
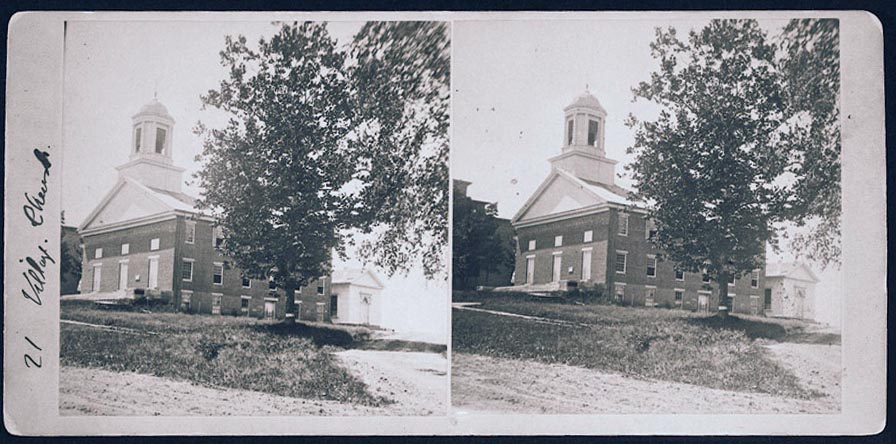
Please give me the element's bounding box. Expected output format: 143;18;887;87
79;211;178;237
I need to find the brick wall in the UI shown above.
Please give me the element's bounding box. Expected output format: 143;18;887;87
80;219;178;293
514;212;611;286
511;208;766;313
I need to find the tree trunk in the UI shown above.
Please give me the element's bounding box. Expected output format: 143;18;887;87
283;280;296;326
717;271;730;320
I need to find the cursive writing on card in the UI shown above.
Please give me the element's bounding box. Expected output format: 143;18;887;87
23;148;52;227
19;147;53;371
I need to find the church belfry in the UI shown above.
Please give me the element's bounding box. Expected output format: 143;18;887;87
561;87;607;155
549;88;618;186
116;98;185;193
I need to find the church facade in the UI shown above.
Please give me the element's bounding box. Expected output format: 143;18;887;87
77;98;334;321
508;90;766;314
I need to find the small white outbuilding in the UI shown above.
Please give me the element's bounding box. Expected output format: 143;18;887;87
329;268;385;326
764;262;820;320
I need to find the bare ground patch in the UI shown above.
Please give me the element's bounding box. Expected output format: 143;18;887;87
451;351;840;415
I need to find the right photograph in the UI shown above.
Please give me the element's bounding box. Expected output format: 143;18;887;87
451;18;842;414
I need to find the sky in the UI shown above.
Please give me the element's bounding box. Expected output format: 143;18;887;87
62;19;448;340
452;18;840;326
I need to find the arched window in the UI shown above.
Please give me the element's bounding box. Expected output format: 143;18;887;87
134;127;142;152
587;119;600;147
155;127;167;154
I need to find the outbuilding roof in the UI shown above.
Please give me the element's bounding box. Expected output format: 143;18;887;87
765;262;820;282
330;268;385;289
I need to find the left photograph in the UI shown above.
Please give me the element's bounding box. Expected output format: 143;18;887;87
58;19;449;416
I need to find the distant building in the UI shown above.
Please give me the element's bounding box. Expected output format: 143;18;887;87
504;89;766;314
76;98;334;321
453;179;515;289
61;225;82;295
764;262;820;320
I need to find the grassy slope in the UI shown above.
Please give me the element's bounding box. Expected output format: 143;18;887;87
452;293;821;399
61;302;389;406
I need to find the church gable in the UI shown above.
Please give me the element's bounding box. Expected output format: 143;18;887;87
81;179;175;230
515;172;608;223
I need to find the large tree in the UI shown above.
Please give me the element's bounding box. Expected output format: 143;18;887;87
776;19;841;268
195;22;355;324
627;20;791;318
347;22;450;279
452;192;514;290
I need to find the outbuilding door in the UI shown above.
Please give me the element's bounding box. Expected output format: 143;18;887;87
697;293;710;314
795;286;806;318
360;292;372;324
211;294;222;315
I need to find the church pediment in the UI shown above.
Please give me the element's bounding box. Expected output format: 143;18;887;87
513;171;608;224
79;178;182;231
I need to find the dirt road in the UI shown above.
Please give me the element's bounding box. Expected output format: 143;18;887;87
60;350;447;416
452;349;840;415
335;350;448;416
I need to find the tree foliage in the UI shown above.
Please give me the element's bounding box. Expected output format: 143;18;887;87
348;22;450;279
777;19;840;268
452;191;514;290
195;22;355;318
627;20;791;315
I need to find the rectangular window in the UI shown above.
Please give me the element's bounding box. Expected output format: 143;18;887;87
728;294;736;310
95;248;103;259
213;262;224;285
729;277;736;286
150;238;160;251
618;213;629;236
185;221;195;244
587;119;599;147
675;269;684;281
317;285;325;296
615;251;627;274
240;296;251;313
554;235;563;247
566;119;574;145
121;243;129;255
134;127;142;152
583;230;593;243
155;127;166;154
330;295;338;317
528;239;536;251
212;226;224;249
674;289;684;305
181;259;194;282
268;278;277;290
242;276;251;288
646;220;657;240
751;270;760;288
702;272;711;283
614;283;625;303
646;255;657;277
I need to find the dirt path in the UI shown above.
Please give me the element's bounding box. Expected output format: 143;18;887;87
764;342;841;407
61;349;448;416
334;350;448;416
452;352;840;415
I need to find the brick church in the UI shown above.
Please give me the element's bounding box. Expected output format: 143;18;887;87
77;98;347;321
507;89;766;314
